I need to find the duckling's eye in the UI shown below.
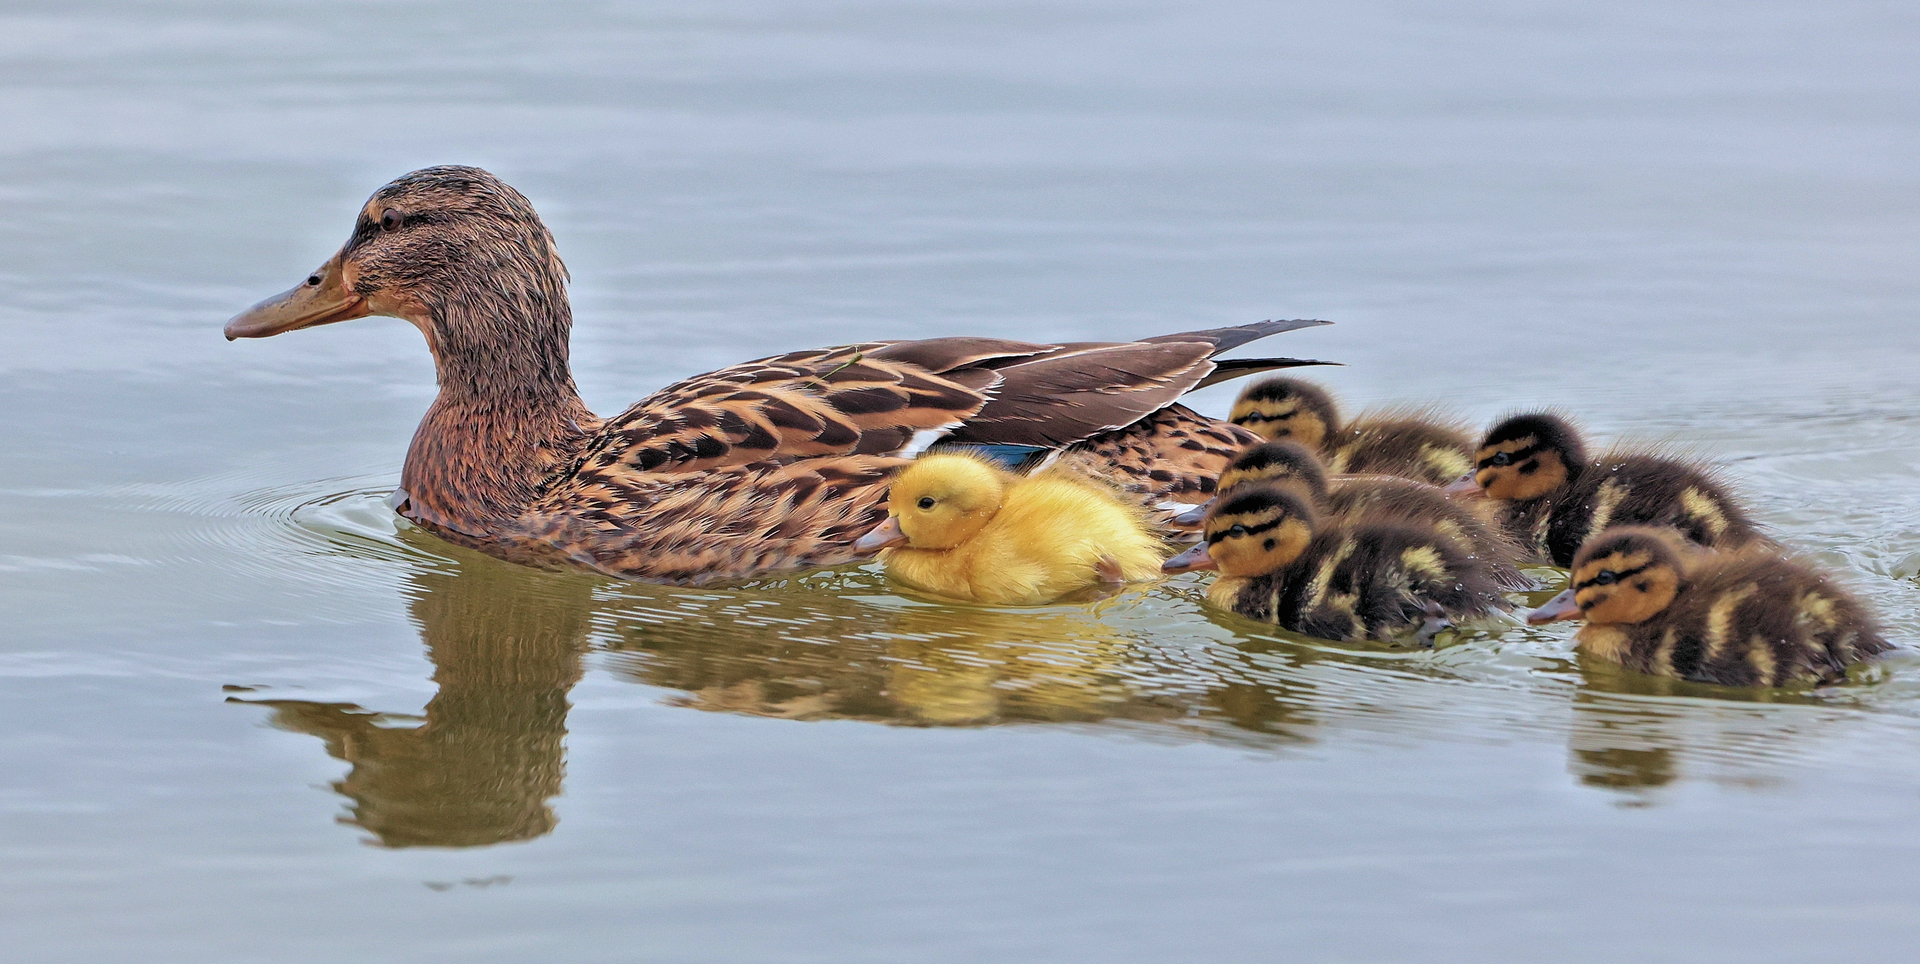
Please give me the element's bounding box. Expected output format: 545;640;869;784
1593;570;1617;585
916;496;936;510
1490;452;1512;467
380;208;403;232
1227;524;1249;538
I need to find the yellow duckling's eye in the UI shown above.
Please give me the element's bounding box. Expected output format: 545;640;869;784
1227;524;1248;537
1592;570;1617;585
1489;452;1512;466
917;496;936;510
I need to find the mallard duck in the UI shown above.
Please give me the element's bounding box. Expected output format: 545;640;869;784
1528;527;1888;687
1163;483;1506;644
851;452;1165;605
223;166;1329;583
1185;441;1532;591
1445;413;1764;567
1227;377;1474;485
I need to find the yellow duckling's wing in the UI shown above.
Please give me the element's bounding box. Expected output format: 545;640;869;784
966;472;1168;603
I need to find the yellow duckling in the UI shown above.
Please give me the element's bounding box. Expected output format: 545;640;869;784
852;453;1167;605
1528;527;1888;687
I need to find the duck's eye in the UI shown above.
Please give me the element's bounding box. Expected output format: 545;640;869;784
305;274;321;287
916;496;936;510
380;208;403;232
1227;524;1249;538
1490;452;1512;467
1593;570;1617;585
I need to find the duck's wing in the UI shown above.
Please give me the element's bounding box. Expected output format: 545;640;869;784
574;339;1048;477
942;320;1334;448
577;320;1331;474
537;322;1329;583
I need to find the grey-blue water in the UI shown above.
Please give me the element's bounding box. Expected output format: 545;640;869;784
5;1;1920;960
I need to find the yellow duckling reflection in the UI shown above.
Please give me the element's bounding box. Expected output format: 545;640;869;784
603;581;1192;728
853;453;1167;605
879;606;1157;726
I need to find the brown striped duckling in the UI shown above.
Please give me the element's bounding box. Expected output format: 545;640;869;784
1228;377;1474;485
1528;527;1888;687
1447;413;1764;567
1179;441;1533;590
1164;483;1507;644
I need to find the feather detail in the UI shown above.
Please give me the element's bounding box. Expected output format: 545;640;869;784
519;322;1329;581
1053;404;1259;503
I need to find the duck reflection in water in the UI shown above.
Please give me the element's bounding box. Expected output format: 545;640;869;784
602;575;1192;728
238;542;1348;848
239;547;591;848
599;571;1326;738
1562;651;1861;797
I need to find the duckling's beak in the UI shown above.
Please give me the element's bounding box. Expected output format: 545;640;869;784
1162;542;1216;573
853;516;908;552
1526;589;1582;624
1443;472;1485;499
224;249;370;340
1170;501;1213;527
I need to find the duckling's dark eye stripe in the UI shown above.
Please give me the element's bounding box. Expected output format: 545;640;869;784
1478;443;1538;469
1576;563;1648;591
1207;517;1285;544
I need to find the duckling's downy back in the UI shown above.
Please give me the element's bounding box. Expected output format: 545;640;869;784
1468;413;1764;566
1196;484;1506;643
1546;527;1887;687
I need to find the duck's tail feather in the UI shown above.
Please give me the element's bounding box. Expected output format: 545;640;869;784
1139;318;1331;354
1193;356;1341;390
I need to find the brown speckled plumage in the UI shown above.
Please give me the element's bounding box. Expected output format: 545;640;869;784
1052;404;1261;504
226;166;1330;583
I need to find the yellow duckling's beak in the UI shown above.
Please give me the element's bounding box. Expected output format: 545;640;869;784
1443;472;1485;499
1162;542;1216;573
225;248;370;340
1526;588;1582;624
854;515;909;552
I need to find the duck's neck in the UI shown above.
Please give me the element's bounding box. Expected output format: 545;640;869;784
399;289;599;538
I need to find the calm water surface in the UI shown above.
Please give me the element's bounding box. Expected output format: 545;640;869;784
5;1;1920;960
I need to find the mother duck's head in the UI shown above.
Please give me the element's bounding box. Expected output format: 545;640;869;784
225;166;572;370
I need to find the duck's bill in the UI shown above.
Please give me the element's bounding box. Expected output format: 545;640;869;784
1169;500;1212;527
1526;589;1581;625
1443;473;1485;498
853;516;908;552
224;250;369;340
1162;542;1216;573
